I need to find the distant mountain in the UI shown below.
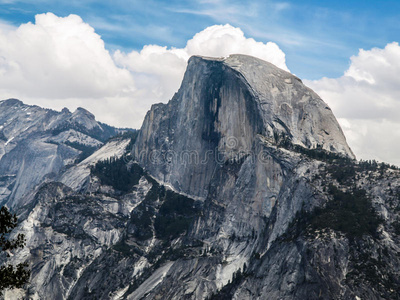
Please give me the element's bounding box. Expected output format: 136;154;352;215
4;56;400;300
0;99;128;209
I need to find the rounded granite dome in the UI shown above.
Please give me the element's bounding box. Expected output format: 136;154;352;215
135;54;355;199
196;54;355;158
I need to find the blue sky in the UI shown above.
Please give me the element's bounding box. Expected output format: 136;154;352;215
0;0;399;79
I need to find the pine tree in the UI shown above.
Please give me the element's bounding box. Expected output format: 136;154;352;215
0;206;30;292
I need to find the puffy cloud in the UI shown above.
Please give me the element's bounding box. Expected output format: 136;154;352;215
0;13;134;99
0;16;288;129
0;13;141;127
1;13;398;166
306;42;400;165
113;24;288;121
185;24;288;70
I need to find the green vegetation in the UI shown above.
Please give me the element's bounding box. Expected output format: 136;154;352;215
129;175;160;240
311;185;383;238
325;162;356;184
106;129;138;144
91;158;144;192
112;241;134;255
65;141;98;163
275;131;399;172
0;206;30;293
346;243;400;299
155;190;200;240
293;144;346;161
285;185;383;240
0;131;6;142
392;219;400;235
324;159;399;185
62;257;83;279
130;176;201;242
274;131;350;162
130;201;156;241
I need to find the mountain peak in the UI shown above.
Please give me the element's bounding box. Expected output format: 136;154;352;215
0;98;24;106
187;54;353;156
73;107;95;118
135;54;354;199
61;107;70;114
190;54;291;75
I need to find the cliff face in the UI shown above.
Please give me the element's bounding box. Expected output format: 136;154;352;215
4;55;400;300
0;99;123;209
134;55;354;200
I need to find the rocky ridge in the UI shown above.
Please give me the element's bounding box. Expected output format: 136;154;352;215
2;55;400;299
0;99;126;209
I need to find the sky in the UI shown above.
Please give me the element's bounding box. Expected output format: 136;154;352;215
0;1;399;165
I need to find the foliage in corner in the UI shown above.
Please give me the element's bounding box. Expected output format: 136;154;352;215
0;206;30;292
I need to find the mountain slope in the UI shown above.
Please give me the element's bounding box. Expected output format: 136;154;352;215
0;99;125;209
134;55;354;200
3;55;400;300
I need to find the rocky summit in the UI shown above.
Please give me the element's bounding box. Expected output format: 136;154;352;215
2;55;400;300
0;99;124;210
135;54;354;200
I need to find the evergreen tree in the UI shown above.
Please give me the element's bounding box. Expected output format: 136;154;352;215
0;206;30;292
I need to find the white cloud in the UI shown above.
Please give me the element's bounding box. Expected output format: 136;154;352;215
114;24;288;123
0;13;141;127
306;42;400;166
1;13;398;166
0;13;134;98
0;15;288;129
185;24;288;70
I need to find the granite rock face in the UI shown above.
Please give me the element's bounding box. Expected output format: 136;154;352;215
3;55;400;300
0;99;124;209
134;55;354;200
